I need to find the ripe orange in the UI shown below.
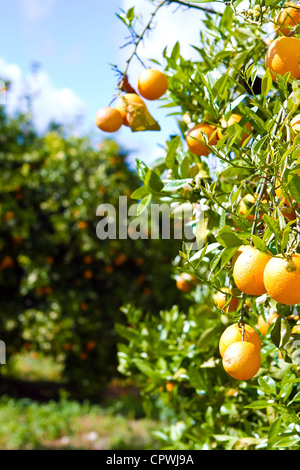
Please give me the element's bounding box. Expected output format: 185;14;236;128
86;340;96;352
291;113;300;133
115;93;146;127
186;123;218;156
265;36;300;80
233;247;271;295
257;315;269;336
176;273;197;293
0;256;15;269
217;113;252;144
84;255;93;265
166;383;175;392
257;310;279;336
84;270;93;280
95;107;123;133
214;288;239;313
137;69;168;101
233;246;271;296
219;323;261;358
77;221;88;230
4;211;14;222
222;342;261;381
263;254;300;305
114;253;127;266
232;245;251;268
274;2;300;37
105;265;113;274
268;309;279;325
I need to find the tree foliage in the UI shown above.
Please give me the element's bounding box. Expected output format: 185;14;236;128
0;106;184;394
115;0;300;450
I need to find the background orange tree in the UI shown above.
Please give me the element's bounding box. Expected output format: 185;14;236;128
114;0;300;450
0;105;187;396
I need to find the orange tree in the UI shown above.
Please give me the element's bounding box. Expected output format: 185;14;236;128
0;105;186;395
106;0;300;450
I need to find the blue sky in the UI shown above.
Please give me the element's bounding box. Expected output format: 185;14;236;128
0;0;220;165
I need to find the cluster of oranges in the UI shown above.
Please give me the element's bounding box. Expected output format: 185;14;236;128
219;322;261;381
184;3;300;158
215;242;300;381
95;68;168;133
233;245;300;306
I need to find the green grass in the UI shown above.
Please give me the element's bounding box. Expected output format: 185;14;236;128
0;395;160;450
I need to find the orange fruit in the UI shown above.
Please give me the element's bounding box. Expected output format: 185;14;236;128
77;221;88;230
114;253;127;266
268;309;279;325
143;287;152;296
166;383;175;392
214;288;239;313
257;310;279;336
104;265;113;274
4;211;14;221
265;36;300;80
263;254;300;305
137;68;168;101
84;270;93;280
217;113;252;144
0;256;14;269
135;258;144;266
257;315;269;336
219;323;261;358
86;340;96;352
95;107;123;133
115;93;146;127
176;273;197;293
186;123;217;156
233;246;271;296
84;255;93;265
290;113;300;133
274;3;300;37
232;245;251;268
222;342;261;381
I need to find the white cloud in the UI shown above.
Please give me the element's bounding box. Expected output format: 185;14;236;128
0;58;87;133
19;0;56;21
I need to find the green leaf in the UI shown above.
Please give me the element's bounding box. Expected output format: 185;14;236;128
261;69;273;99
163;178;193;192
130;185;149;200
216;226;242;248
245;400;273;410
219;5;234;31
136;159;149;182
258;376;277;395
263;214;281;238
273;435;300;448
165;136;181;173
288;174;300;204
144;169;163;193
271;316;291;349
136;194;152;216
251;235;269;253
